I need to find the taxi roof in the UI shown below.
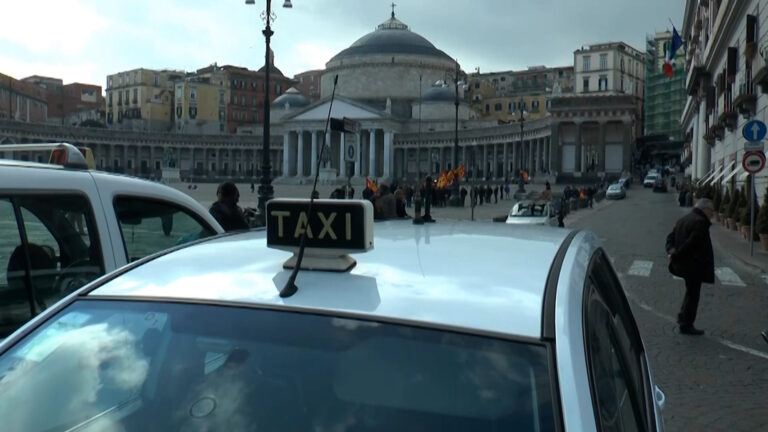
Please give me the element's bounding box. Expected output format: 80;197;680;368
91;222;574;339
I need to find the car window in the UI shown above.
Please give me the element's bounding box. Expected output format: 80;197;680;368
0;199;32;336
114;197;217;262
0;195;104;338
0;300;557;432
584;251;651;432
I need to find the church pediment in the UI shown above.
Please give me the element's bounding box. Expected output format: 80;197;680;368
288;98;384;121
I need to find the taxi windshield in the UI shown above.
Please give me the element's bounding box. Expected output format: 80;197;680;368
513;203;548;217
0;300;556;432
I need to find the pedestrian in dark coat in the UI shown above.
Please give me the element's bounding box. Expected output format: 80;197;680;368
209;182;249;232
665;198;715;335
493;186;499;203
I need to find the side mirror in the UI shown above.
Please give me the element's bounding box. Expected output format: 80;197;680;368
654;385;666;411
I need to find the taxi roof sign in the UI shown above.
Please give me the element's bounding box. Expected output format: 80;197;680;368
266;199;374;271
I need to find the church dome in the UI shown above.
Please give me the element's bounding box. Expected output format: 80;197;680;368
422;83;456;102
328;13;451;63
272;87;310;109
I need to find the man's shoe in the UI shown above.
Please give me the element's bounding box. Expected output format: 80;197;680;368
761;330;768;345
679;325;705;336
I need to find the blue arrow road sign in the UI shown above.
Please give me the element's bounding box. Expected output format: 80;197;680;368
743;120;767;142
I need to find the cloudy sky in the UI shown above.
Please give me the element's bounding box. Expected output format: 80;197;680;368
1;0;684;91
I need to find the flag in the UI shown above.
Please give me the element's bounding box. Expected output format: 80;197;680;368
365;177;377;193
663;27;683;78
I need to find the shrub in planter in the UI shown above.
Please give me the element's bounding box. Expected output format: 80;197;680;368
713;187;722;213
726;188;739;220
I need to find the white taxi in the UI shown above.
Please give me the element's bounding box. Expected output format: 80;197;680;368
506;200;557;226
0;143;224;337
0;199;665;431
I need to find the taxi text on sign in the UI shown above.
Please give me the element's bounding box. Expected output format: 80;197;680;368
266;199;372;251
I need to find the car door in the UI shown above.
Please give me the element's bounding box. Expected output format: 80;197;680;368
583;249;661;431
0;193;106;337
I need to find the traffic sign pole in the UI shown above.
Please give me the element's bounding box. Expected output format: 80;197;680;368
751;174;755;257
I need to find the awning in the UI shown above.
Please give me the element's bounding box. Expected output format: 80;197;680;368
708;161;734;185
697;165;719;185
738;169;750;182
722;164;743;184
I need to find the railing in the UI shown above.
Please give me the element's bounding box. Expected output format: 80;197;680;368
738;67;755;97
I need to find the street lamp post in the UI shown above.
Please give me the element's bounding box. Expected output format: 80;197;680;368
245;0;292;220
450;59;462;206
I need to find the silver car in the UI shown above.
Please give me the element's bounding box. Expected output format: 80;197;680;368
506;200;557;226
606;183;627;199
0;199;665;431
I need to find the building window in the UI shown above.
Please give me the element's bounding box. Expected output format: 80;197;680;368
508;102;514;113
117;92;122;105
133;88;138;103
108;92;113;105
252;96;257;106
118;75;123;86
500;76;506;82
154;74;159;86
583;56;591;72
276;84;282;94
474;82;480;89
598;75;608;91
485;104;490;114
620;58;625;72
190;88;197;100
600;54;607;70
583;78;590;92
494;103;502;112
108;77;113;88
531;100;540;112
219;92;225;104
546;99;552;109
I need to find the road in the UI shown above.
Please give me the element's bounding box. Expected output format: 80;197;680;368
570;186;768;431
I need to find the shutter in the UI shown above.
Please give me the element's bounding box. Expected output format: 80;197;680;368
727;47;737;83
706;85;715;113
747;15;757;44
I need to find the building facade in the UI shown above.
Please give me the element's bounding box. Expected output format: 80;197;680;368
468;66;574;123
644;32;686;141
681;0;765;197
23;76;104;126
293;69;323;103
173;80;225;134
105;68;185;132
0;73;48;123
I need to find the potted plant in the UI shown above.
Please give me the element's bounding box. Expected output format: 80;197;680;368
735;188;746;232
713;187;722;222
721;189;731;226
757;186;768;250
727;188;739;230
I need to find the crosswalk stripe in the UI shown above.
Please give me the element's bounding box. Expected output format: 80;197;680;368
627;260;653;277
715;267;746;287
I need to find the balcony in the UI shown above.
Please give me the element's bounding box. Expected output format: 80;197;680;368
734;69;757;118
752;45;768;93
686;53;710;96
717;91;737;131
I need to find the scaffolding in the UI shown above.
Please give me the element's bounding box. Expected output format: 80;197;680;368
644;32;686;141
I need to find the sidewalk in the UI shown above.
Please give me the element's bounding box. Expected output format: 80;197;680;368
709;220;768;273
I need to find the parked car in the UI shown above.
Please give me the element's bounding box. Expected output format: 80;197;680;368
0;143;225;337
653;177;668;193
506;200;557;226
618;177;631;189
643;173;660;188
0;199;666;431
606;183;626;199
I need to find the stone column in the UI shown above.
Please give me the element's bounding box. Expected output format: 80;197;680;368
492;144;499;179
383;131;393;179
282;132;290;176
537;139;543;174
354;132;362;178
296;130;304;177
527;140;534;174
339;132;347;178
482;144;488;180
597;121;606;173
575;122;583;173
310;131;318;177
502;142;509;180
369;129;377;178
326;130;332;170
511;141;518;175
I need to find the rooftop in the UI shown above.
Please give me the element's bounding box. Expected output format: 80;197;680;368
91;222;572;338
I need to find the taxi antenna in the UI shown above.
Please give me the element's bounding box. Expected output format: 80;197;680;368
279;74;340;298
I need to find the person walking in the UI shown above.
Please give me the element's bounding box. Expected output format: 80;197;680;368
209;182;249;232
665;198;716;336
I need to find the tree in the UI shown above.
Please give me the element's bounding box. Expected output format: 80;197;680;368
757;186;768;235
726;187;739;219
713;186;722;213
721;189;731;217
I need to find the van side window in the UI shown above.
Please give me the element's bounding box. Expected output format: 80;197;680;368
114;197;217;262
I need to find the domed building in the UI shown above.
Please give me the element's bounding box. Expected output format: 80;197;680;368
275;11;556;186
320;12;458;118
